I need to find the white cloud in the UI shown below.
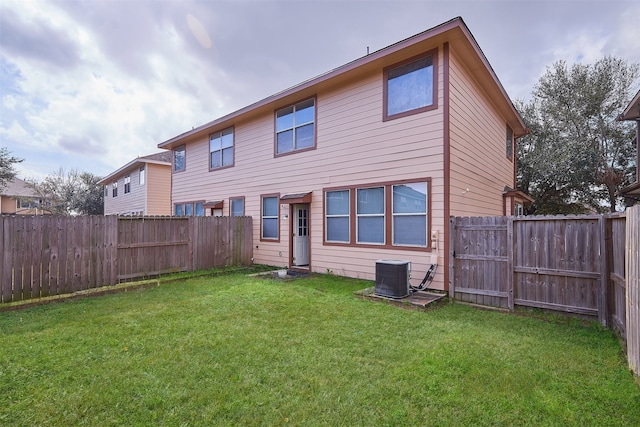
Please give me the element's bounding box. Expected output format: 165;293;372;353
1;0;232;176
0;120;29;140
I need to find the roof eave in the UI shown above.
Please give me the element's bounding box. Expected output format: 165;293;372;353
158;16;526;148
618;89;640;121
98;158;171;185
618;180;640;196
158;18;465;149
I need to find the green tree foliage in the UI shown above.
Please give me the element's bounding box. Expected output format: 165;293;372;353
27;168;104;215
0;147;23;191
517;57;639;213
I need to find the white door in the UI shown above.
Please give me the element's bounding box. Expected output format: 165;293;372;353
293;205;309;266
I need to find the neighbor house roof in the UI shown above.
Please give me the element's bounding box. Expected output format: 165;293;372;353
617;89;640;198
158;16;528;150
98;151;172;185
1;177;37;198
618;89;640;121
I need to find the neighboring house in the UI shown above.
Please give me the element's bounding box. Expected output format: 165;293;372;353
98;151;172;216
618;89;640;204
0;177;49;215
157;17;530;291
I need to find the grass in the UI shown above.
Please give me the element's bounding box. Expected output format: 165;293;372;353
1;269;639;426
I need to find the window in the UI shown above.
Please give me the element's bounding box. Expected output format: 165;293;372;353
261;195;279;240
175;202;204;216
357;187;385;244
210;128;234;169
324;179;430;250
325;190;350;243
384;51;437;121
124;175;131;194
18;198;39;209
230;197;245;216
276;98;315;155
506;125;513;160
514;203;524;216
112;181;118;197
174;145;185;172
392;183;427;247
195;202;205;217
139;165;145;185
104;185;108;197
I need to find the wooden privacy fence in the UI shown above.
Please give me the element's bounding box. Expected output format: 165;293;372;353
1;215;253;303
449;205;640;376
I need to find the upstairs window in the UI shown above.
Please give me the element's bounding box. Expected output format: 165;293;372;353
174;145;185;172
506;125;513;160
124;175;131;194
384;51;437;121
112;181;118;197
276;98;315;155
210;127;234;169
139;165;145;185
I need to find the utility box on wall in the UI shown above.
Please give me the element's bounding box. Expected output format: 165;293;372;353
375;260;410;298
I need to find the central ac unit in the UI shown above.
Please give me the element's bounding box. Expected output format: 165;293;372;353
375;260;410;298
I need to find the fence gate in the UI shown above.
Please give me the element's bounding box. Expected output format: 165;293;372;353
450;215;606;320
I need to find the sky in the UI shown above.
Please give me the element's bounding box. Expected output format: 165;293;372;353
1;0;639;182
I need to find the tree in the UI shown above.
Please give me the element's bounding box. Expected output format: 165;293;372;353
517;57;639;213
73;172;104;215
27;168;104;215
0;147;23;191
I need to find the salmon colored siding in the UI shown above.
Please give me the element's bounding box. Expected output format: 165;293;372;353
1;196;17;214
448;46;514;217
171;51;448;289
147;163;172;215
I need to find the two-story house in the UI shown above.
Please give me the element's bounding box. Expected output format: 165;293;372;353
99;151;172;216
157;17;529;290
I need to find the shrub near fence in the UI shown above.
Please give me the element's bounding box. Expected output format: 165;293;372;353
0;215;253;303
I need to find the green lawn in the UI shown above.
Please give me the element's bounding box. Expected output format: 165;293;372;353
1;269;638;426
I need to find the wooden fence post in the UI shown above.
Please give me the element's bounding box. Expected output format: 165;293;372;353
0;216;11;303
448;216;455;299
507;217;514;311
598;215;608;326
107;216;118;285
626;205;640;376
188;216;195;271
